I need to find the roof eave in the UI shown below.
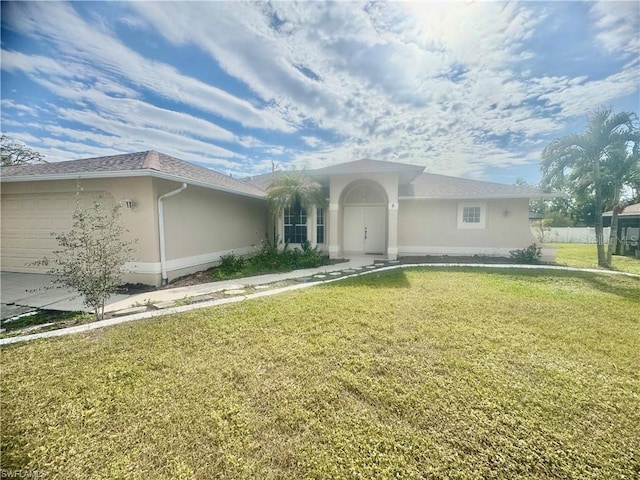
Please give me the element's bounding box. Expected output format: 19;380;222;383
399;193;561;200
0;169;267;200
602;212;640;217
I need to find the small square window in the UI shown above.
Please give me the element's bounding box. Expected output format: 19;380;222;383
463;206;481;224
457;203;486;229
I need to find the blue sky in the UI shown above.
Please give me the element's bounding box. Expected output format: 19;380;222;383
1;1;638;185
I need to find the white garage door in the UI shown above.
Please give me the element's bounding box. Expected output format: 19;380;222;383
1;192;77;272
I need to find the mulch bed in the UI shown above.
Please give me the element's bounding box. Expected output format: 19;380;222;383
138;255;520;292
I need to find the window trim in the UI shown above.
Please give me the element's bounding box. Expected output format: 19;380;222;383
283;206;308;244
316;206;325;244
457;202;486;229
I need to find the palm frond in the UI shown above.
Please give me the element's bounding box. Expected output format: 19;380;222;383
266;172;327;213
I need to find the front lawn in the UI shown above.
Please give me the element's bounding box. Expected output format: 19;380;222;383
2;268;639;479
552;242;640;275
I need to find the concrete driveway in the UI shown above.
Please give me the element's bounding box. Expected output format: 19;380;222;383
0;272;130;320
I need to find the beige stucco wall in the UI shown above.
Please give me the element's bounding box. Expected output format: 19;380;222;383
155;179;268;282
397;198;537;254
2;177;269;287
1;178;159;285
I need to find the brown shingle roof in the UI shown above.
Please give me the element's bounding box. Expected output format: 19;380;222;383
2;151;556;200
1;150;266;198
400;172;549;199
623;203;640;214
242;171;283;191
603;203;640;216
0;151;151;175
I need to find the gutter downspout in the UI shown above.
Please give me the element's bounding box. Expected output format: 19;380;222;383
158;183;187;285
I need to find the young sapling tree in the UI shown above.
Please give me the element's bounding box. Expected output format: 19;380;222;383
36;191;137;320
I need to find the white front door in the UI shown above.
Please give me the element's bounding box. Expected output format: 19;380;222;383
343;206;386;254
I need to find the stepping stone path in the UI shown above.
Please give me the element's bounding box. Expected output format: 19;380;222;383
313;274;327;279
153;301;176;309
224;289;247;295
329;272;342;276
21;322;56;333
365;265;377;269
342;269;357;274
115;306;148;316
189;294;216;303
254;285;270;290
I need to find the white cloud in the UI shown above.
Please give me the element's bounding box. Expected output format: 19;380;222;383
590;1;640;57
1;50;72;77
2;2;292;132
1;1;638;183
302;136;323;148
1;99;39;116
131;0;555;170
530;69;639;117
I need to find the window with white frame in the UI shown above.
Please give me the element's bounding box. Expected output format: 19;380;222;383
284;206;307;243
316;207;325;244
457;202;486;229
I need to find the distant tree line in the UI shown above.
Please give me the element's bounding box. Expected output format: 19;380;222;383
1;133;46;166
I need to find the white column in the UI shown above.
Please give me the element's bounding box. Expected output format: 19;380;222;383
328;202;340;258
308;205;317;246
387;201;398;260
276;209;283;247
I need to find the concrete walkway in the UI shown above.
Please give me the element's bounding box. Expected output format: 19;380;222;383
0;257;381;320
0;256;384;344
1;272;131;320
2;261;637;346
104;256;382;314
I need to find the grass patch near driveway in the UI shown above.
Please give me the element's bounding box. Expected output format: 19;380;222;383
1;310;89;337
2;268;639;479
552;242;640;275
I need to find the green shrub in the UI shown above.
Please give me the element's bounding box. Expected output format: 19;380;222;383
250;237;284;271
211;237;328;280
218;252;245;275
296;241;325;268
509;243;542;264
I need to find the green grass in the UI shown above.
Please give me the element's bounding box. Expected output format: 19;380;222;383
2;268;639;479
551;243;640;275
0;311;89;337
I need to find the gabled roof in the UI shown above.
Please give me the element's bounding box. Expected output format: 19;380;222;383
309;159;425;185
0;150;265;198
399;172;554;200
603;203;640;217
2;151;558;201
243;171;282;191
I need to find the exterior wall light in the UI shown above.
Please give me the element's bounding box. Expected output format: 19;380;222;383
123;199;137;210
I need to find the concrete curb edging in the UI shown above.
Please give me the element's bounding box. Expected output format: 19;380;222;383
2;263;637;346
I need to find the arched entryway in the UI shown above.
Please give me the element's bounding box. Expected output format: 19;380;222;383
341;181;387;254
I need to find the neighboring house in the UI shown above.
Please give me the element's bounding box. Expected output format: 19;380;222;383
603;203;640;256
1;151;556;286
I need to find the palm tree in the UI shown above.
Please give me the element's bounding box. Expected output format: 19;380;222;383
541;108;638;267
602;142;640;263
266;171;327;243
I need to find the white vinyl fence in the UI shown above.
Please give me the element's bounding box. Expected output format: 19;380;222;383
531;227;611;244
